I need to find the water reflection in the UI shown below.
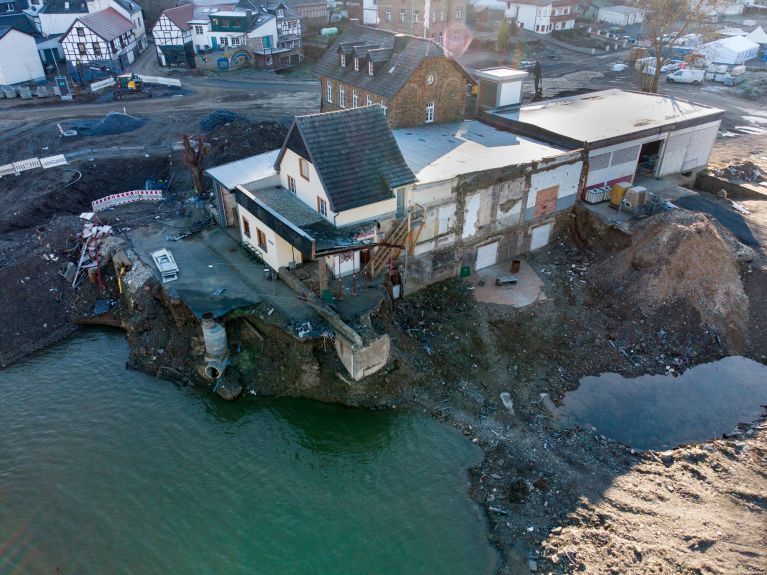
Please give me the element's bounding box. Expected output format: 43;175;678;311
558;356;767;450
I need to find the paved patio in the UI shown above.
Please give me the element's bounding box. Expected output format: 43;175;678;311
467;260;546;308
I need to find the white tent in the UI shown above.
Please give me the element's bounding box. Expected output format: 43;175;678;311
746;26;767;46
701;35;760;65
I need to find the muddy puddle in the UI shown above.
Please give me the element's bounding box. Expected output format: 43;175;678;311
557;357;767;450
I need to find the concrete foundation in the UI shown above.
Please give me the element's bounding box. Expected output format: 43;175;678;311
334;333;390;381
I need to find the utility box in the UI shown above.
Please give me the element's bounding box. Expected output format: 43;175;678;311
475;67;528;113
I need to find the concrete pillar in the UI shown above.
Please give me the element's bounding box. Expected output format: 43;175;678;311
318;255;328;295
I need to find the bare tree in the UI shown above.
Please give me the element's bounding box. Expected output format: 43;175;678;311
182;134;208;194
640;0;722;93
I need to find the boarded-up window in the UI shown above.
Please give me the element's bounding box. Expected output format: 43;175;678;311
611;145;640;165
590;152;610;171
534;185;558;218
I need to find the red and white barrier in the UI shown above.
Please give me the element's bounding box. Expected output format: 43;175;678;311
91;189;163;212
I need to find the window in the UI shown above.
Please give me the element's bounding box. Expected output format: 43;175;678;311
352;89;358;108
413;9;419;22
366;94;372;106
92;42;101;56
385;8;391;22
439;10;445;21
426;101;435;123
288;175;296;194
317;197;327;217
299;158;310;180
399;8;405;22
231;36;240;46
339;84;345;108
455;8;463;20
380;99;387;115
276;8;284;17
340;52;346;66
77;43;86;55
432;10;436;22
353;57;359;71
110;40;117;52
257;228;267;252
326;81;332;103
220;36;228;46
368;60;374;75
119;35;125;48
77;27;84;37
194;25;204;34
242;217;251;238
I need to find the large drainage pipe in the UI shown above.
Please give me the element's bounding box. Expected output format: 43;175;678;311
201;312;229;380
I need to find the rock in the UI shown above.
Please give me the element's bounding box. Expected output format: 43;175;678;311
500;391;515;414
527;559;538;572
550;526;563;535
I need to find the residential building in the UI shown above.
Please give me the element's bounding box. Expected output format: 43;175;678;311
60;7;138;80
314;26;472;128
153;0;301;69
35;0;89;36
0;25;45;83
369;0;468;51
208;106;416;277
505;0;578;33
597;5;644;26
282;0;326;30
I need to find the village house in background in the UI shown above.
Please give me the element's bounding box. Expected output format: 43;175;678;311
0;25;46;84
597;5;644;26
504;0;578;33
60;7;140;80
153;0;303;69
361;0;469;51
315;27;472;128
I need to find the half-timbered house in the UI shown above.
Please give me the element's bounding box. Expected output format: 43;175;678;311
152;3;195;67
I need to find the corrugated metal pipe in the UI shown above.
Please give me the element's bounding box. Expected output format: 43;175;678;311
201;312;229;380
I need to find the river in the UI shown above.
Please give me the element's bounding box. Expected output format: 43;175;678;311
0;329;496;574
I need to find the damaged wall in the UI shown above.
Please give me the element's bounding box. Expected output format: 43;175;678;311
402;152;586;293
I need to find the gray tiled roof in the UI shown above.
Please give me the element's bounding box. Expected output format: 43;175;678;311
314;26;444;99
280;106;416;213
0;13;36;35
113;0;141;14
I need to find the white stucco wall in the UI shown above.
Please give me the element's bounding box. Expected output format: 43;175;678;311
238;202;299;271
334;197;396;227
39;11;82;35
279;148;335;222
0;31;46;84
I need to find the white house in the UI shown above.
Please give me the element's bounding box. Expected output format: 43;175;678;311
597;5;644;26
60;6;138;79
35;0;145;49
152;3;194;66
506;0;577;33
0;26;45;83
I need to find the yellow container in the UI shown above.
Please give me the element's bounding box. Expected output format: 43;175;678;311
609;181;632;209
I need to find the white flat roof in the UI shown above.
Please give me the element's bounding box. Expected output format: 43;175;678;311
393;121;569;185
205;149;280;190
476;67;528;81
211;10;245;17
494;89;723;145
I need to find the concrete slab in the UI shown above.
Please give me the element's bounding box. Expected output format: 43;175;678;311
468;260;546;308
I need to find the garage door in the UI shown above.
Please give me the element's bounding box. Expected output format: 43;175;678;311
476;241;498;270
530;223;552;251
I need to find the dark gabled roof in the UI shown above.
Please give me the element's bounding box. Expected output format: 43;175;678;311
315;26;447;99
276;107;416;213
39;0;88;14
75;7;133;41
162;3;195;30
0;13;36;35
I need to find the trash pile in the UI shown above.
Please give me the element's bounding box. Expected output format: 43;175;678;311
710;160;763;183
208;119;288;165
65;213;112;288
70;112;147;137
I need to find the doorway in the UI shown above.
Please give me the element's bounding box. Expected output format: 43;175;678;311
635;140;662;177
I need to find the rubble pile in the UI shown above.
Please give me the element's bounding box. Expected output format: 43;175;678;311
208;119;288;165
711;160;763;183
594;211;749;352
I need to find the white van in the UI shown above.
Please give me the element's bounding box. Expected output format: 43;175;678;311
666;69;705;84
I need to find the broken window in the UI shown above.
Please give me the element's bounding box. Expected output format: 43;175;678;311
242;217;251;238
317;197;327;217
257;228;267;252
299;158;310;181
288;175;296;193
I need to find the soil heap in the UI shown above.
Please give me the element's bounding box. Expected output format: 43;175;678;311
594;211;749;352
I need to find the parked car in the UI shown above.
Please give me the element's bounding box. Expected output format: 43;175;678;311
661;60;684;73
666;68;704;84
519;60;535;70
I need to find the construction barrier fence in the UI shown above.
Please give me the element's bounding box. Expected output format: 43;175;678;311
91;189;163;212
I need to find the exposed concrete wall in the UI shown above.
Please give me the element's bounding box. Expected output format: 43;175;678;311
335;333;390;381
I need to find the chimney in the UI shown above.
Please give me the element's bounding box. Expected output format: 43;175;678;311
393;33;408;53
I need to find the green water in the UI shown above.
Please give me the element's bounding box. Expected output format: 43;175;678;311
0;330;495;575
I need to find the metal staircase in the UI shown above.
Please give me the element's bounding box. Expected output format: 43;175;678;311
367;205;425;278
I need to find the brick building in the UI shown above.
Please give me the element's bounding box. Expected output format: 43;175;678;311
362;0;468;52
314;26;471;129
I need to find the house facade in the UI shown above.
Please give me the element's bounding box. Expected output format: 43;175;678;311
368;0;469;51
61;6;137;80
315;27;471;129
33;0;144;42
0;25;45;83
153;0;301;69
597;5;644;26
506;0;577;33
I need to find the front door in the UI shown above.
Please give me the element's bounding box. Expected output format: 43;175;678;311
212;37;218;49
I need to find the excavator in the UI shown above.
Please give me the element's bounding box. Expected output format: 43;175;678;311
112;73;152;100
